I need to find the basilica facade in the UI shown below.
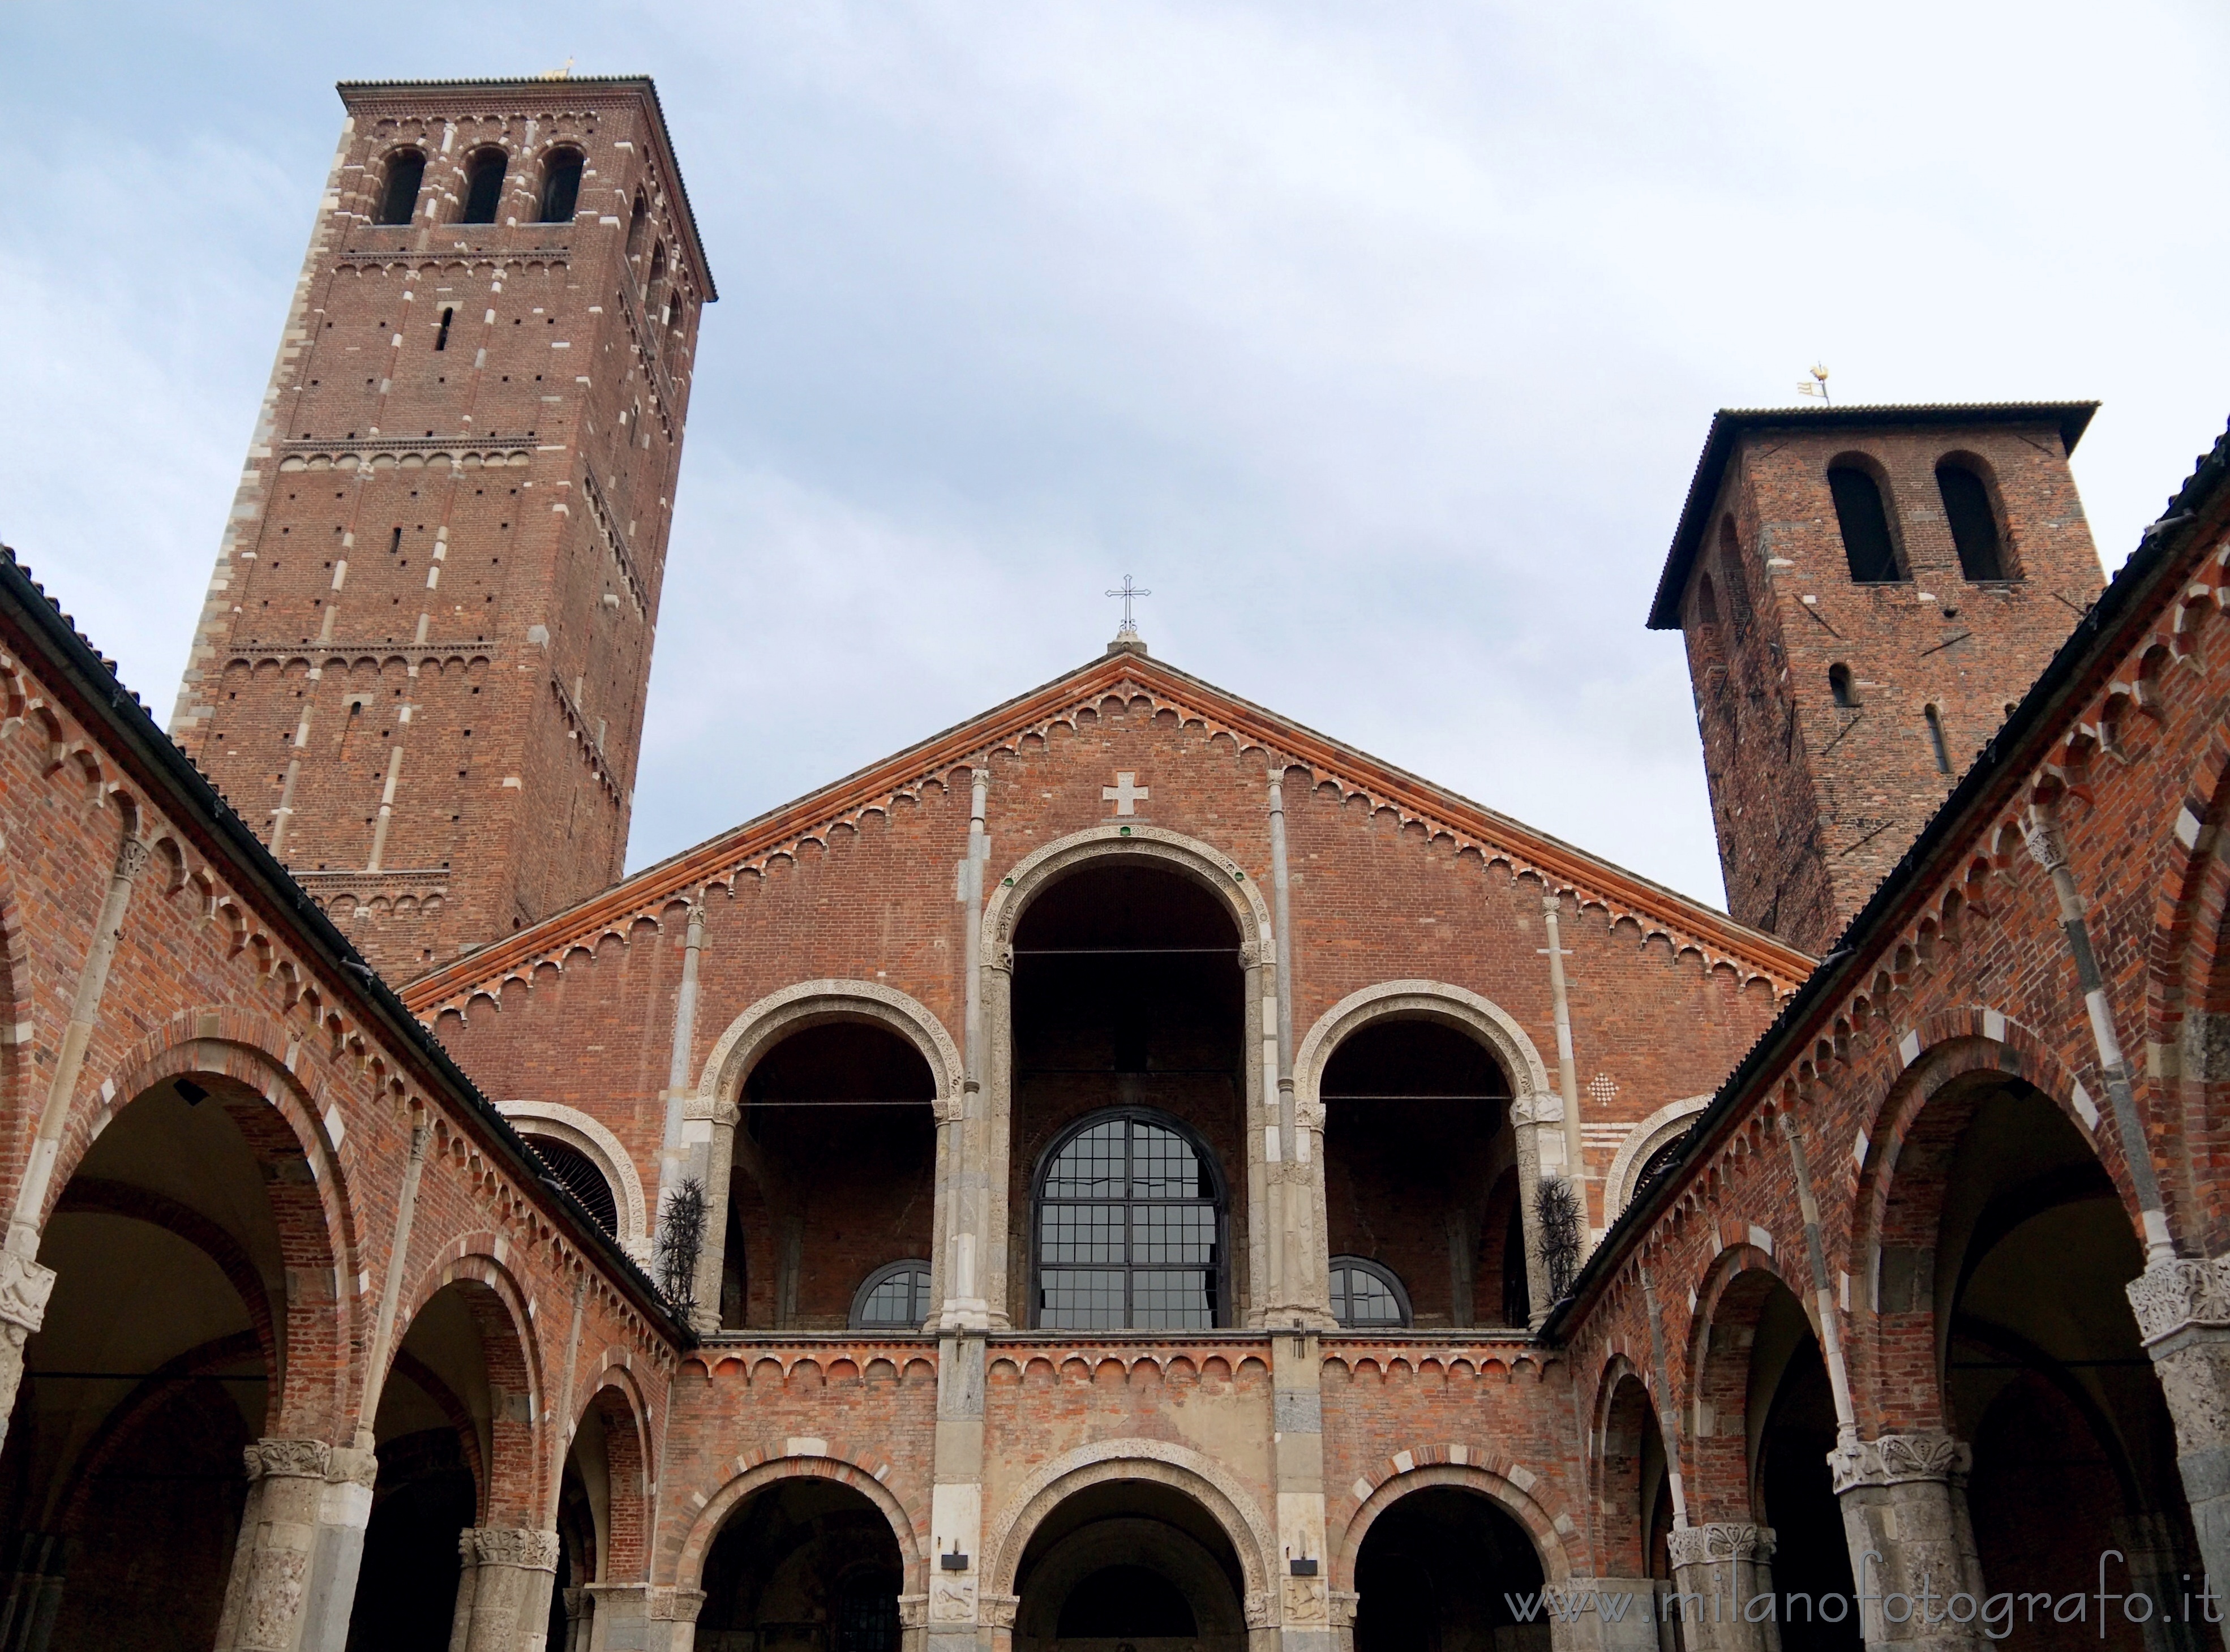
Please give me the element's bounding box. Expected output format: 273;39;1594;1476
1;69;2227;1652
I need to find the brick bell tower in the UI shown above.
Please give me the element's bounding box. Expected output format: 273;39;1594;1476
1648;403;2104;955
170;76;713;977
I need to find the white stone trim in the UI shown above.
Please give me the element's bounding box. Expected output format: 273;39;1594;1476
1293;979;1554;1108
1601;1094;1714;1226
981;822;1275;954
694;979;963;1117
499;1100;652;1263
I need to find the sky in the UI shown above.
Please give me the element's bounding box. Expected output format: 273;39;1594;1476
4;2;2227;912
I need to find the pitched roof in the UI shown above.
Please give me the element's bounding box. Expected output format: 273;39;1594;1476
336;75;717;301
1644;401;2098;630
403;643;1814;1015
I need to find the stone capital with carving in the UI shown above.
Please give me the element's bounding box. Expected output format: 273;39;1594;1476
467;1527;561;1571
1244;1587;1275;1628
0;1253;57;1338
245;1437;333;1481
114;837;152;882
647;1587;706;1623
1667;1522;1775;1568
2125;1255;2230;1346
2021;809;2066;873
1829;1431;1970;1494
976;1592;1018;1629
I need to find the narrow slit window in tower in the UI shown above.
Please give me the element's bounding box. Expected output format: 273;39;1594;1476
1925;704;1952;773
1829;465;1903;583
1830;663;1857;708
435;307;453;352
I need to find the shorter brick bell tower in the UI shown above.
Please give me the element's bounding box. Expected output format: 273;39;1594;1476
170;76;714;976
1649;403;2104;954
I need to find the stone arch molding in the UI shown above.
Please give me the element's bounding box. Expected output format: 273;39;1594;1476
672;1453;924;1590
1335;1462;1576;1591
983;1437;1279;1625
498;1100;651;1261
1294;980;1554;1113
1602;1094;1713;1225
982;823;1275;958
695;980;963;1117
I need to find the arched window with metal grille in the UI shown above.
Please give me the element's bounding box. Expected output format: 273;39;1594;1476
1034;1109;1225;1331
522;1134;617;1237
1328;1256;1411;1329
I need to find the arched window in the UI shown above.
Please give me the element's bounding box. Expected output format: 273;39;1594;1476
522;1134;617;1236
1924;704;1953;774
1829;464;1903;583
1829;663;1857;708
625;191;649;258
1937;460;2010;581
851;1260;932;1331
537;147;584;223
1718;519;1753;639
1035;1109;1223;1331
461;148;508;225
1328;1256;1411;1329
645;241;668;315
376;150;426;226
1695;572;1720;629
1630;1136;1686;1203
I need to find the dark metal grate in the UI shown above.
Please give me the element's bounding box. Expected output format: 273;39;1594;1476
525;1136;619;1237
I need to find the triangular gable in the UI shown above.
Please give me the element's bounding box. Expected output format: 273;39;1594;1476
402;646;1814;1016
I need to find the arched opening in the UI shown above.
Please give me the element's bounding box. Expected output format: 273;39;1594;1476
460;148;508;225
1924;703;1953;774
1328;1255;1411;1329
1010;860;1245;1329
521;1132;619;1237
1322;1018;1515;1329
1353;1485;1547;1651
1937;459;2011;581
696;1477;904;1652
546;1384;647;1652
1013;1479;1246;1651
537;147;584;224
729;1020;936;1331
1829;663;1857;709
850;1260;932;1331
1829;462;1903;583
347;1273;538;1649
0;1072;309;1647
1599;1373;1677;1606
625;191;649;259
376;149;426;226
1896;1072;2195;1635
645;242;668;315
1718;517;1754;640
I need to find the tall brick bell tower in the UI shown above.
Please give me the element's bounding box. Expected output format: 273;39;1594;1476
1649;403;2105;955
171;76;712;977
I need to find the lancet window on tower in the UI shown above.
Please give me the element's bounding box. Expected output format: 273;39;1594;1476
376;149;425;226
537;147;584;223
1925;703;1953;773
1937;458;2011;581
1829;461;1905;583
460;148;508;225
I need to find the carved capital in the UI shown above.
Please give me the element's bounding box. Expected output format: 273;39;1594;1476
1667;1522;1775;1568
2126;1255;2230;1345
114;837;152;882
1330;1589;1361;1628
647;1587;706;1624
976;1592;1018;1629
2021;808;2066;874
1244;1587;1276;1628
0;1253;57;1337
244;1437;332;1481
467;1527;560;1570
1238;942;1262;971
1829;1431;1969;1493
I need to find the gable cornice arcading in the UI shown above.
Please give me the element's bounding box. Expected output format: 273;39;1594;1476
402;650;1812;1018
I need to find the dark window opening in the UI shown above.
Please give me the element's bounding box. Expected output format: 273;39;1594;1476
1329;1256;1411;1328
1631;1136;1685;1203
537;148;584;222
1829;663;1857;708
523;1135;617;1235
1719;519;1754;638
435;307;453;351
625;191;649;258
1829;465;1903;583
1925;704;1953;774
1938;461;2010;581
461;149;507;224
376;150;424;225
1501;1199;1531;1327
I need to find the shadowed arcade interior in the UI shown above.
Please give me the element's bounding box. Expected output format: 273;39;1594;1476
1013;1478;1246;1652
1352;1485;1548;1652
726;1021;937;1331
696;1477;904;1652
1322;1018;1518;1329
1010;863;1245;1330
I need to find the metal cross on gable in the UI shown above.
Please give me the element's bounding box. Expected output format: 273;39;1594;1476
1106;574;1151;638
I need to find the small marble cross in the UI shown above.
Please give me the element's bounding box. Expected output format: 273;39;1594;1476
1103;771;1149;816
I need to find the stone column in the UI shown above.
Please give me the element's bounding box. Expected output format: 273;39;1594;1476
681;1097;740;1335
581;1584;704;1652
2114;1511;2205;1652
212;1437;379;1652
1665;1523;1777;1652
927;1333;988;1652
941;769;998;1332
449;1529;560;1652
0;1255;55;1452
556;1587;589;1652
2128;1254;2230;1649
1829;1432;1983;1652
1271;1331;1331;1652
653;904;707;1255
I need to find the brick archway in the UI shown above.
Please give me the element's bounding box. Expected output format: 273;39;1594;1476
1333;1462;1575;1592
1680;1242;1803;1524
668;1452;927;1595
572;1368;654;1582
392;1246;548;1527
